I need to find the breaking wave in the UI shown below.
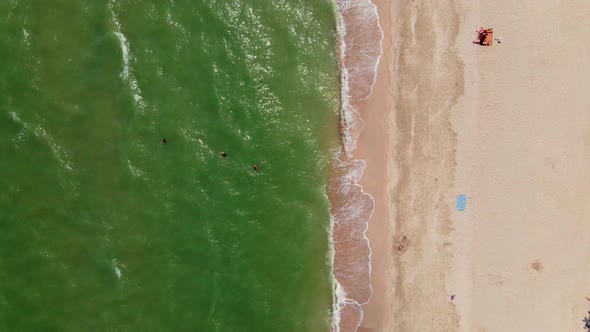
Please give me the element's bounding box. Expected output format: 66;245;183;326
109;2;147;113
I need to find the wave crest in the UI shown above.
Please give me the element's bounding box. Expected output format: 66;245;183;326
109;2;147;113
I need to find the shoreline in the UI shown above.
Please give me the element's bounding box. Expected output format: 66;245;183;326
350;0;394;329
345;0;590;330
329;0;383;330
352;0;464;330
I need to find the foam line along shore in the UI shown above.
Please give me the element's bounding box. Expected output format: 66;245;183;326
329;0;383;331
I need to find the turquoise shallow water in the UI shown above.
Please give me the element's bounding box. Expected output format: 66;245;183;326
0;1;340;330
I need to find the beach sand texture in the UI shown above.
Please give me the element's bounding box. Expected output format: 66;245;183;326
353;0;590;331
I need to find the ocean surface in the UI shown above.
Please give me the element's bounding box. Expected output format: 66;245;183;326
0;1;341;330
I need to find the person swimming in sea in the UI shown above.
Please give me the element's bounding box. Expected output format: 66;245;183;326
252;164;258;172
220;152;227;158
162;138;168;144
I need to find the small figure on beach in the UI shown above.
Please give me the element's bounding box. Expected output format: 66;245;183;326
252;164;259;172
451;295;456;300
162;138;168;144
474;27;494;46
479;31;488;45
220;152;227;158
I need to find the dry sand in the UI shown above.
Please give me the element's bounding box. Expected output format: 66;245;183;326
354;0;590;331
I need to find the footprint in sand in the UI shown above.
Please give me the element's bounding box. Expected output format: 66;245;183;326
530;261;543;274
394;235;410;255
543;157;556;170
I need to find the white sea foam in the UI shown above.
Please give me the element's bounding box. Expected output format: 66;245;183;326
112;259;124;280
330;0;383;331
336;0;383;156
109;2;147;113
23;28;30;49
9;112;74;171
330;153;375;331
127;159;148;180
166;9;189;42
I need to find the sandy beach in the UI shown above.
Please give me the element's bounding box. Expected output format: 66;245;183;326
352;0;590;331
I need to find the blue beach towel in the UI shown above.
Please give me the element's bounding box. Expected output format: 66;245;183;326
455;195;467;211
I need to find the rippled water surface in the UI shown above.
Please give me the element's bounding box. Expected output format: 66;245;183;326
0;1;340;330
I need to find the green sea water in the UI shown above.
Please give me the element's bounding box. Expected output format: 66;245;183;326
0;1;341;330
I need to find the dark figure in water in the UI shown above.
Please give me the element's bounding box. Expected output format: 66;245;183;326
253;164;258;172
162;138;168;144
220;152;227;158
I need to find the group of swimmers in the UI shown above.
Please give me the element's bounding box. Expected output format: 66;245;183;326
163;138;259;172
219;151;258;171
